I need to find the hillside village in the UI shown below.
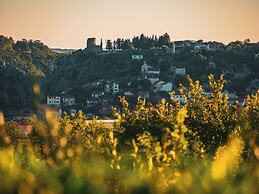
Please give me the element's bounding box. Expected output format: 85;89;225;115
1;34;259;119
44;37;259;118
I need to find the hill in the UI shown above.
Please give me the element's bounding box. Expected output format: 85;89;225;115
0;35;59;76
1;35;259;114
0;35;60;110
44;41;259;104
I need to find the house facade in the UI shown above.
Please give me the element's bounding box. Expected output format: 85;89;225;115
154;81;173;92
147;67;160;75
105;82;120;93
62;95;75;106
160;82;173;92
141;61;150;73
132;55;143;60
47;96;61;107
141;61;160;84
175;68;186;76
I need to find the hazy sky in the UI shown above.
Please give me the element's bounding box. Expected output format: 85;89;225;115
1;0;259;48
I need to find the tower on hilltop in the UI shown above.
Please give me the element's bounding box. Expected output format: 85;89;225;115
86;37;96;48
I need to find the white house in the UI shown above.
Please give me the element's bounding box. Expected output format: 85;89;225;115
91;91;105;98
141;61;160;84
132;55;143;60
154;81;173;92
175;68;186;76
105;82;120;93
141;61;160;75
147;67;160;75
62;95;75;106
47;96;61;107
160;82;173;92
141;61;150;73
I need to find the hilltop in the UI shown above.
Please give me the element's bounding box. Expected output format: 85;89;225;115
0;35;59;76
0;35;60;110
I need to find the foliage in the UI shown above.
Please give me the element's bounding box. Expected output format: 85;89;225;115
0;35;59;76
107;33;171;50
0;35;60;110
0;76;258;194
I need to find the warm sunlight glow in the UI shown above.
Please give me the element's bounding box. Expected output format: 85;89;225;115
1;0;258;48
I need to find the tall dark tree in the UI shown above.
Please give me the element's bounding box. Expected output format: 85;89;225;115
116;38;122;50
139;34;146;49
158;33;171;47
121;39;133;50
154;35;158;47
100;39;103;50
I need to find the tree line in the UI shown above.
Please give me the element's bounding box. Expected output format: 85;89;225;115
104;33;171;50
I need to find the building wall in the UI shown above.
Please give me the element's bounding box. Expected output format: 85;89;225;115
160;83;173;92
175;68;186;75
132;55;143;60
47;96;61;107
87;38;96;48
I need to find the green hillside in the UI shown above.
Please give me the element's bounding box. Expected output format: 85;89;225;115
0;35;59;76
44;42;259;103
0;35;60;110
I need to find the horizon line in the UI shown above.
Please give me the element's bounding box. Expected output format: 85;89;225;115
1;34;259;50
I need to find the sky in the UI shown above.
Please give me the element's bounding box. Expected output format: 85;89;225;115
0;0;259;48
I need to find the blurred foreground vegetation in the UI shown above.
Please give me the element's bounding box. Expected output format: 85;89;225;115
0;75;258;194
